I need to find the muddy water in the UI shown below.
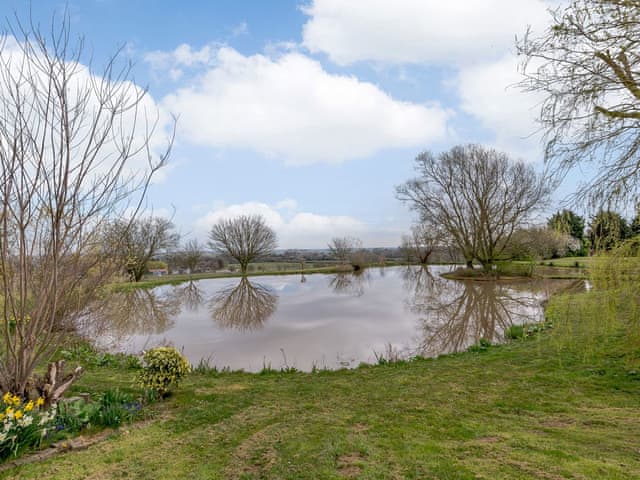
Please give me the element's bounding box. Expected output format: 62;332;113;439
84;266;581;371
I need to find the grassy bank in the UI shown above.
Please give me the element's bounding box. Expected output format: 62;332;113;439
113;265;349;291
2;287;639;479
119;258;584;291
111;263;400;292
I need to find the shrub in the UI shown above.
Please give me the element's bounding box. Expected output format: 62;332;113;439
55;389;142;434
89;389;139;428
467;338;492;352
504;325;524;340
0;393;56;460
138;347;191;396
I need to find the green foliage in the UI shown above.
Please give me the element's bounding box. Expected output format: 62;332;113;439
588;210;631;252
467;338;491;352
504;325;524;340
55;389;142;434
58;343;141;370
137;347;191;396
505;322;554;341
548;209;585;242
192;358;219;375
495;261;534;277
55;400;90;434
89;389;139;428
547;243;640;367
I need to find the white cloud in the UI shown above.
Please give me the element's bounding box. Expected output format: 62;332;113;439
0;35;173;185
144;43;219;81
302;0;551;66
231;22;249;37
193;201;370;248
456;55;545;160
160;47;450;165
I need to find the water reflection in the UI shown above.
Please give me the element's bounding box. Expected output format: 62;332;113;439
89;266;583;372
329;270;371;297
86;288;180;344
402;265;438;297
405;271;579;356
209;277;278;331
167;280;205;311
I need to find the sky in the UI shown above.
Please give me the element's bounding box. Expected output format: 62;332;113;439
0;0;575;248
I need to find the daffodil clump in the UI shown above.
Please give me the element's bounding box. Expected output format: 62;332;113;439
0;392;56;460
138;347;191;396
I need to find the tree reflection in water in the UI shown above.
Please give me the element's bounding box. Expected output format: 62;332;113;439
209;277;278;331
328;269;371;297
404;266;575;357
83;288;181;345
166;280;205;311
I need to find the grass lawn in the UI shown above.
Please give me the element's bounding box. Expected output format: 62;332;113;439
2;288;639;479
536;257;597;269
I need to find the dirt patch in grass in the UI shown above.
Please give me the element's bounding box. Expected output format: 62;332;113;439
475;436;502;444
505;459;568;480
351;423;369;433
540;417;575;428
224;424;281;479
194;383;248;395
337;452;365;478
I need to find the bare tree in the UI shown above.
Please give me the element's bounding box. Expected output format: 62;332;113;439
0;15;173;398
181;239;204;274
208;214;277;274
104;216;179;282
406;223;445;265
328;236;363;265
397;144;550;270
518;0;640;207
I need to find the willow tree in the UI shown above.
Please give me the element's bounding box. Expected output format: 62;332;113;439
0;16;173;399
397;144;550;270
518;0;640;207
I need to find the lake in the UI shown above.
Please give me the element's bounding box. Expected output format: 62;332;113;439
83;266;581;371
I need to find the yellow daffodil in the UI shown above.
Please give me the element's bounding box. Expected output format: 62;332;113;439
5;407;13;415
11;395;20;406
24;401;34;412
14;410;22;420
2;392;11;404
0;413;5;421
36;397;44;407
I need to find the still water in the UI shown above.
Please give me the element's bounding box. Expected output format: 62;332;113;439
83;266;581;371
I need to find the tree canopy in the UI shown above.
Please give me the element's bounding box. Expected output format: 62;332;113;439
208;214;277;274
547;209;585;241
397;144;550;269
105;216;179;282
588;210;631;252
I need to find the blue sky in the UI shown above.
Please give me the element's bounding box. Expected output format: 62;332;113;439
1;0;574;248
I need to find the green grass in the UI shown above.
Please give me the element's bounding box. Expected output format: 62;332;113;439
113;266;344;291
2;288;639;479
536;256;596;268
